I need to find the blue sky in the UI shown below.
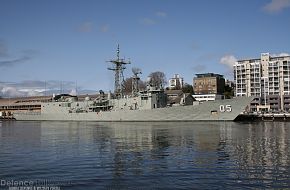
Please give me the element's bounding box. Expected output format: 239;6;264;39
1;0;290;97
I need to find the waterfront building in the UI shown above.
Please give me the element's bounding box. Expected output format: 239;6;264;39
192;73;225;102
233;53;290;111
168;74;184;90
193;73;225;95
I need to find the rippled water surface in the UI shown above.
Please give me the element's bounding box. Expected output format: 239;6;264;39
0;121;290;189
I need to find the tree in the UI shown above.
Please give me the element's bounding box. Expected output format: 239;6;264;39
182;83;194;94
123;77;146;94
148;71;167;88
223;84;234;99
123;77;133;94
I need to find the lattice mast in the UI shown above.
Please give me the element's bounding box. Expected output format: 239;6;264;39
107;45;130;98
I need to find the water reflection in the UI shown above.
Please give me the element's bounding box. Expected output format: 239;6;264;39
230;122;290;187
0;121;289;189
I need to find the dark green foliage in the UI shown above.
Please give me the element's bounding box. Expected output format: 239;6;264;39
182;83;194;94
223;84;234;99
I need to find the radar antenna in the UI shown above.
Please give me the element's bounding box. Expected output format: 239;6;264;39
132;67;142;97
107;44;131;98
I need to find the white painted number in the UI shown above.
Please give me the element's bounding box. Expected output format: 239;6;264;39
226;105;232;112
219;105;232;112
219;105;225;112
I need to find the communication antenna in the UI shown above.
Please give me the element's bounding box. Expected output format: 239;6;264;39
60;81;63;94
132;67;142;96
107;44;131;98
44;81;47;96
75;81;78;96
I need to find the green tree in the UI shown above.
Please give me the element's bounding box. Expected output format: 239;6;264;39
182;83;194;94
223;84;234;99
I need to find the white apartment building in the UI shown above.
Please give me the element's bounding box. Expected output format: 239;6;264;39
234;53;290;111
168;74;184;89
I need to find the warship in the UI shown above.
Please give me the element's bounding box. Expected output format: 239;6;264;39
13;46;252;121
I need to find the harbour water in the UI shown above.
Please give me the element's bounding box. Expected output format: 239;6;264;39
0;121;289;189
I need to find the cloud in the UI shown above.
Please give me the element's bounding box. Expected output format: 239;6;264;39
27;90;44;97
0;56;30;67
0;80;78;97
0;86;45;97
156;11;167;18
0;42;36;68
219;54;237;79
0;86;23;97
18;88;45;97
0;80;101;98
0;81;42;98
78;21;94;33
263;0;290;13
220;55;237;69
140;18;156;25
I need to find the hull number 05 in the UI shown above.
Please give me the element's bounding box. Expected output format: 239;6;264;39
219;105;232;112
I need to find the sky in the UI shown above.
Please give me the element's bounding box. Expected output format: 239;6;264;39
0;0;290;97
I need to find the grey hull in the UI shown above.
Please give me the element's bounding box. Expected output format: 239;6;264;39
14;97;252;121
